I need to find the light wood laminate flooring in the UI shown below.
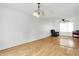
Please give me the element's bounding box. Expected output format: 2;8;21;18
0;36;79;56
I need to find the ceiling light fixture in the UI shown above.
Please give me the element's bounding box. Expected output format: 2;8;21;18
33;3;44;18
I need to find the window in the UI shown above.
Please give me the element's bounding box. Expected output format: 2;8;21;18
60;22;73;32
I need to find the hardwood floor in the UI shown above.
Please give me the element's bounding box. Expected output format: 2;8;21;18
0;36;79;56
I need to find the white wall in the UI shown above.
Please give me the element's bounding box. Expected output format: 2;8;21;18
0;4;51;50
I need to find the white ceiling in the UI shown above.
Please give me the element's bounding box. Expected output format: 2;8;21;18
1;3;79;18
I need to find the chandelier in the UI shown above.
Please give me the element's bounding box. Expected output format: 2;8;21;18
33;3;44;18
